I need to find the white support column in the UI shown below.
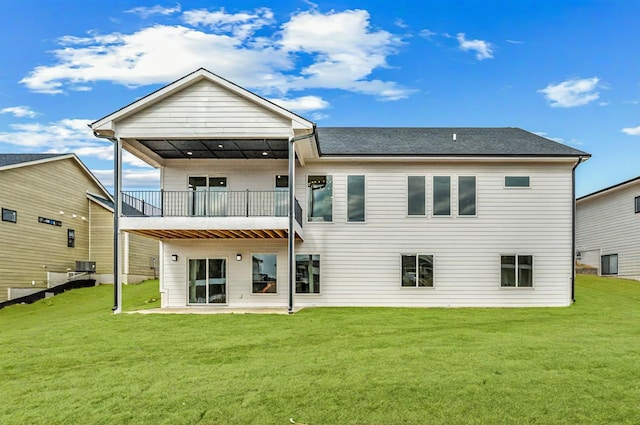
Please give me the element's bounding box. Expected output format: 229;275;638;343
113;137;123;314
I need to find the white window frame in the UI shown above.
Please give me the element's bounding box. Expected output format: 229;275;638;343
401;254;435;288
306;174;334;223
500;254;534;288
457;175;477;217
407;175;427;217
347;174;366;223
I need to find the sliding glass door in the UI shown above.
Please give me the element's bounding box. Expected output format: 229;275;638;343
188;258;227;304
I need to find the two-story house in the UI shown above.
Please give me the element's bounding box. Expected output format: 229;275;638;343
90;68;590;312
576;176;640;280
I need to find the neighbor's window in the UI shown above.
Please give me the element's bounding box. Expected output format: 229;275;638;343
307;175;333;222
501;255;533;287
2;208;16;223
67;229;75;248
433;176;451;216
401;254;434;287
347;175;365;222
601;254;618;275
296;254;320;293
407;176;426;216
635;196;640;214
458;176;477;216
252;254;277;294
505;176;530;188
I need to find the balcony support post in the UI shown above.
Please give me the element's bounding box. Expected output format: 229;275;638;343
288;137;295;314
113;136;123;314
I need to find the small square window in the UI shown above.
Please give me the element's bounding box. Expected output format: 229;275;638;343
505;176;530;188
501;255;533;287
601;254;618;275
401;254;434;287
2;208;17;223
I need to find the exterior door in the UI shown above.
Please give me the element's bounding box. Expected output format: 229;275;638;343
188;176;227;216
188;258;227;304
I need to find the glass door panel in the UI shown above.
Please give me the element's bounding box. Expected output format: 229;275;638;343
189;177;208;216
208;259;227;304
209;177;227;216
188;259;207;303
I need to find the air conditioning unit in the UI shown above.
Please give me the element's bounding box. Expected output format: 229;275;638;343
75;261;96;273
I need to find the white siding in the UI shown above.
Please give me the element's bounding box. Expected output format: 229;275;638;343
158;159;575;308
576;182;640;280
116;80;292;139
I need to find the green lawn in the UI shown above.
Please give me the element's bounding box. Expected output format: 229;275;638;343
1;275;639;425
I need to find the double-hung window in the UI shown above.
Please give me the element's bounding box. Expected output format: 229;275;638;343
433;176;451;216
307;175;333;222
401;254;434;287
347;175;365;222
501;255;533;287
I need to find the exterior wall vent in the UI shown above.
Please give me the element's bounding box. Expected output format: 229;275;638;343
75;261;96;273
452;133;457;141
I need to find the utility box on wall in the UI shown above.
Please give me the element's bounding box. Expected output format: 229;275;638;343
75;261;96;273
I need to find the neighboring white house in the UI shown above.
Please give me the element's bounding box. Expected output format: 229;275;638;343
576;176;640;280
91;68;590;311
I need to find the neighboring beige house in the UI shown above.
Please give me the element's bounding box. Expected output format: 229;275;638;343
576;176;640;280
91;68;590;311
0;154;158;301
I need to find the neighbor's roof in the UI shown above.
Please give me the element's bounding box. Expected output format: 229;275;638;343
316;127;590;157
577;175;640;202
0;153;68;168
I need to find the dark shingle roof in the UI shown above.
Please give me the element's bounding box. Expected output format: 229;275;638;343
316;127;590;157
0;153;68;168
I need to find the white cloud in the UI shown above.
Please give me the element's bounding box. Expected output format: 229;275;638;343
538;77;600;108
506;39;523;44
268;95;329;113
125;4;181;18
419;29;437;39
19;7;413;101
622;126;640;136
182;7;274;40
456;33;494;60
0;106;38;118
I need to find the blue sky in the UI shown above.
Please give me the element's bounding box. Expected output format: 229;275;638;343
0;0;638;197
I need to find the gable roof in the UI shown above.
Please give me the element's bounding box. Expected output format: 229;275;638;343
576;176;640;202
90;68;315;135
316;127;590;157
0;153;112;201
0;153;68;168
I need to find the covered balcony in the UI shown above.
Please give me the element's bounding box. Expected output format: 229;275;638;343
119;190;303;240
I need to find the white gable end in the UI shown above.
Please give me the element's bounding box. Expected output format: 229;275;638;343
115;79;293;139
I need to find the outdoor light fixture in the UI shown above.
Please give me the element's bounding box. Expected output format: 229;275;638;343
236;253;242;261
171;254;178;262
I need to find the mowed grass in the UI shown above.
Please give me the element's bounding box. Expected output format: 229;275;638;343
1;276;639;425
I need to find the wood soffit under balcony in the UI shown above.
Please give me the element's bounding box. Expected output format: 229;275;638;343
126;228;302;240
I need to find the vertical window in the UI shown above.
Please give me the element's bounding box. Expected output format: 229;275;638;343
505;176;530;188
407;176;426;216
458;176;477;216
601;254;618;275
501;255;533;287
252;254;277;293
635;196;640;214
307;175;333;222
2;208;17;223
401;255;434;287
275;175;288;217
347;175;365;222
67;229;75;248
296;254;320;293
433;176;451;216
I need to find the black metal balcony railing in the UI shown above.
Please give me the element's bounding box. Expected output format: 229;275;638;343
121;190;303;226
